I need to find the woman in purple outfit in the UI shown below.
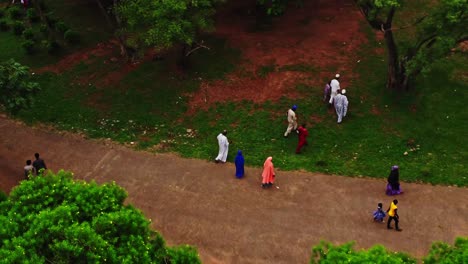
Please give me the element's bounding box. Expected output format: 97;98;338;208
386;165;402;195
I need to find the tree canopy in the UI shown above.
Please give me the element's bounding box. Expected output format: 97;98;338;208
356;0;468;90
0;171;200;263
0;59;40;114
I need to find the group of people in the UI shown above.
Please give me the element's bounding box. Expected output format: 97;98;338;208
324;74;349;124
283;105;309;154
373;165;404;231
23;153;47;179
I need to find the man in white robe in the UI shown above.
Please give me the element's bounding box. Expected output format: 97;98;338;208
284;105;298;137
334;89;349;123
329;74;341;104
215;130;229;163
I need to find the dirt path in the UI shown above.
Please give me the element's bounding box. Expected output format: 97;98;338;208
1;115;467;263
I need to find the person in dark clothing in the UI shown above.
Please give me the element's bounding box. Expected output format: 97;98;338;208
32;153;47;175
386;165;402;195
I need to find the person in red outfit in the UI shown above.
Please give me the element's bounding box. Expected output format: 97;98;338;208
296;123;309;154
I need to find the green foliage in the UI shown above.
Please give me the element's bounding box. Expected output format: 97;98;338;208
39;23;48;36
12;21;24;35
0;191;6;202
45;12;58;27
257;0;290;16
46;40;61;54
116;0;225;51
0;170;201;263
21;27;34;40
257;64;276;77
0;19;8;31
310;240;416;263
54;21;69;33
26;8;39;23
311;239;468;263
64;29;80;44
21;39;35;54
0;8;5;18
424;237;468;264
8;6;22;20
0;59;40;113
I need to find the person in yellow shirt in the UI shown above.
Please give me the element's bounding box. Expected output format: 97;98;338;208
387;199;402;231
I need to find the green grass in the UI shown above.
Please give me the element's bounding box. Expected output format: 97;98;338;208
6;3;468;187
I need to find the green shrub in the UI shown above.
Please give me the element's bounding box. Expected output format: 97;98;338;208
21;39;35;54
8;6;22;20
39;23;48;36
22;28;34;40
0;8;5;18
45;12;57;27
12;21;25;35
0;19;9;31
64;29;80;44
424;237;468;264
26;8;39;23
0;190;7;202
47;40;61;54
55;21;68;33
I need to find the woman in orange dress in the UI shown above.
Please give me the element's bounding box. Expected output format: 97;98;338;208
261;157;275;188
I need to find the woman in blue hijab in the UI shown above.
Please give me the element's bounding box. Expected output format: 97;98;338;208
235;150;245;178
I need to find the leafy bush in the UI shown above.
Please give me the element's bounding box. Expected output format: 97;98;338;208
310;241;416;263
54;21;68;33
0;8;5;18
45;12;57;27
0;170;202;263
46;40;61;55
39;23;48;36
21;28;34;40
12;21;24;35
21;40;35;54
8;6;22;20
64;29;80;44
424;237;468;264
0;59;40;114
26;8;39;23
0;19;8;31
0;191;6;202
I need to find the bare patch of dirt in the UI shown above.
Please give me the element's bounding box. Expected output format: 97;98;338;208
371;105;381;115
188;0;367;112
35;40;118;74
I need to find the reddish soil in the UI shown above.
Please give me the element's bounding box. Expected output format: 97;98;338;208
188;0;366;112
1;115;467;264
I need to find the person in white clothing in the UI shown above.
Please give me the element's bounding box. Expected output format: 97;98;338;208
284;105;298;137
329;74;341;104
334;89;349;123
215;130;229;163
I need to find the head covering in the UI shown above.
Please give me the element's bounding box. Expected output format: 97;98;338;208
388;166;400;185
335;73;340;78
222;129;227;135
264;156;273;166
341;89;346;94
292;105;297;111
392;165;399;170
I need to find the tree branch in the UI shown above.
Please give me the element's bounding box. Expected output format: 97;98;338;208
185;42;210;57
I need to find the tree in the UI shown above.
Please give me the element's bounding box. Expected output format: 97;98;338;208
424;237;468;264
0;170;201;264
310;240;416;263
115;0;224;64
0;59;40;114
356;0;468;90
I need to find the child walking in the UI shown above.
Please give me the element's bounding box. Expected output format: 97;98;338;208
373;203;386;222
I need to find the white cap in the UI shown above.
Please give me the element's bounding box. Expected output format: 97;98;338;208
335;73;340;78
341;89;346;94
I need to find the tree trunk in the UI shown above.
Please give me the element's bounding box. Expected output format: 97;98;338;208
383;7;405;90
109;0;129;60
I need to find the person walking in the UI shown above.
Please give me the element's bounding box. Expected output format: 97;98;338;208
261;157;275;188
24;160;35;179
329;74;341;104
234;150;245;179
215;130;229;163
284;105;298;138
387;199;402;231
334;89;349;124
373;202;386;223
295;123;309;154
386;165;402;195
32;153;47;175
